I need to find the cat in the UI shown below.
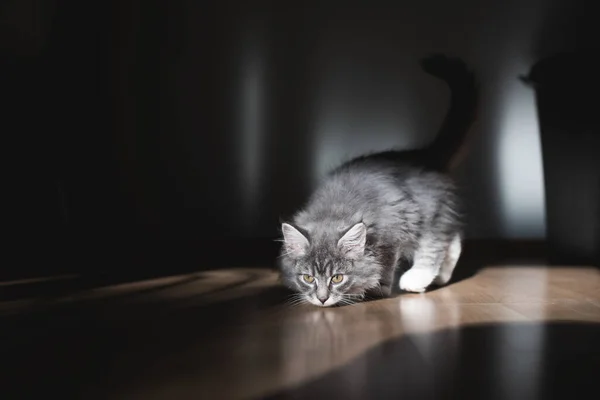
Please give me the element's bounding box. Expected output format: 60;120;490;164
278;54;477;307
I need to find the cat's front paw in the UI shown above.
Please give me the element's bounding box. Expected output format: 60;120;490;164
399;268;436;293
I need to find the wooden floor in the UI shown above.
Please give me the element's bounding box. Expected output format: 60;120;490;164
1;265;599;399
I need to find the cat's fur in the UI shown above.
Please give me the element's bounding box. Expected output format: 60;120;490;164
278;54;477;307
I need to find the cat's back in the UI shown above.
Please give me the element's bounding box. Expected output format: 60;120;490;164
330;151;448;190
322;156;409;199
300;155;420;215
294;151;459;232
306;152;457;212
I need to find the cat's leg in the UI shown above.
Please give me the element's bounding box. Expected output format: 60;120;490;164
372;277;394;298
368;249;402;298
433;233;461;286
399;232;447;293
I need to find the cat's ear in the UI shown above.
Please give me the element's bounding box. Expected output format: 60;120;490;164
338;222;367;259
281;223;310;259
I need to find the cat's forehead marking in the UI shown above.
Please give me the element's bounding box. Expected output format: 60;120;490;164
315;256;332;275
314;259;323;274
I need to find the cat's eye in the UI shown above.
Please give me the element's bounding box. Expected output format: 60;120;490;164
331;274;344;284
302;274;315;283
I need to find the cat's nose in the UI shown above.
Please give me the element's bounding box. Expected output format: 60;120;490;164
318;294;329;304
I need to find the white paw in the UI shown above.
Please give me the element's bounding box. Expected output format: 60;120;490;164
433;269;452;286
399;269;436;293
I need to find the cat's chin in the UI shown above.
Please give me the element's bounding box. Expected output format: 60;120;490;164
306;296;338;307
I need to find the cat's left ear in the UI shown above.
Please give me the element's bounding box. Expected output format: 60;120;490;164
338;222;367;259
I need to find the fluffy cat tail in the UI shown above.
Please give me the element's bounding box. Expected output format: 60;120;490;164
420;54;478;172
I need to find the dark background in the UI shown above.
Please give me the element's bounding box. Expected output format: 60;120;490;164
1;0;597;280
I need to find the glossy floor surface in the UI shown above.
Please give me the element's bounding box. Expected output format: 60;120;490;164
2;266;599;399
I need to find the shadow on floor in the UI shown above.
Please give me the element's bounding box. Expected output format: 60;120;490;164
265;321;600;400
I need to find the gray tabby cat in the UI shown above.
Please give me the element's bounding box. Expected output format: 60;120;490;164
279;54;477;307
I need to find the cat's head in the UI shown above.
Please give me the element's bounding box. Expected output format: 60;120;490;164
278;221;381;307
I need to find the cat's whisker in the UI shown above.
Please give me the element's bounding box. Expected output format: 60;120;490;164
347;299;364;307
376;282;384;297
339;293;363;305
284;301;305;309
284;293;309;308
343;293;365;299
338;298;358;307
285;297;301;304
284;294;301;302
277;250;295;258
285;294;304;302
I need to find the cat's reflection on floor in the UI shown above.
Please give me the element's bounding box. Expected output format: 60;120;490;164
276;290;461;382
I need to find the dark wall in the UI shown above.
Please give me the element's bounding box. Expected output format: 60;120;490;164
1;0;597;278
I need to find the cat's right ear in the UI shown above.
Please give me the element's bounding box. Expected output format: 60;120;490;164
281;223;310;259
338;222;367;259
